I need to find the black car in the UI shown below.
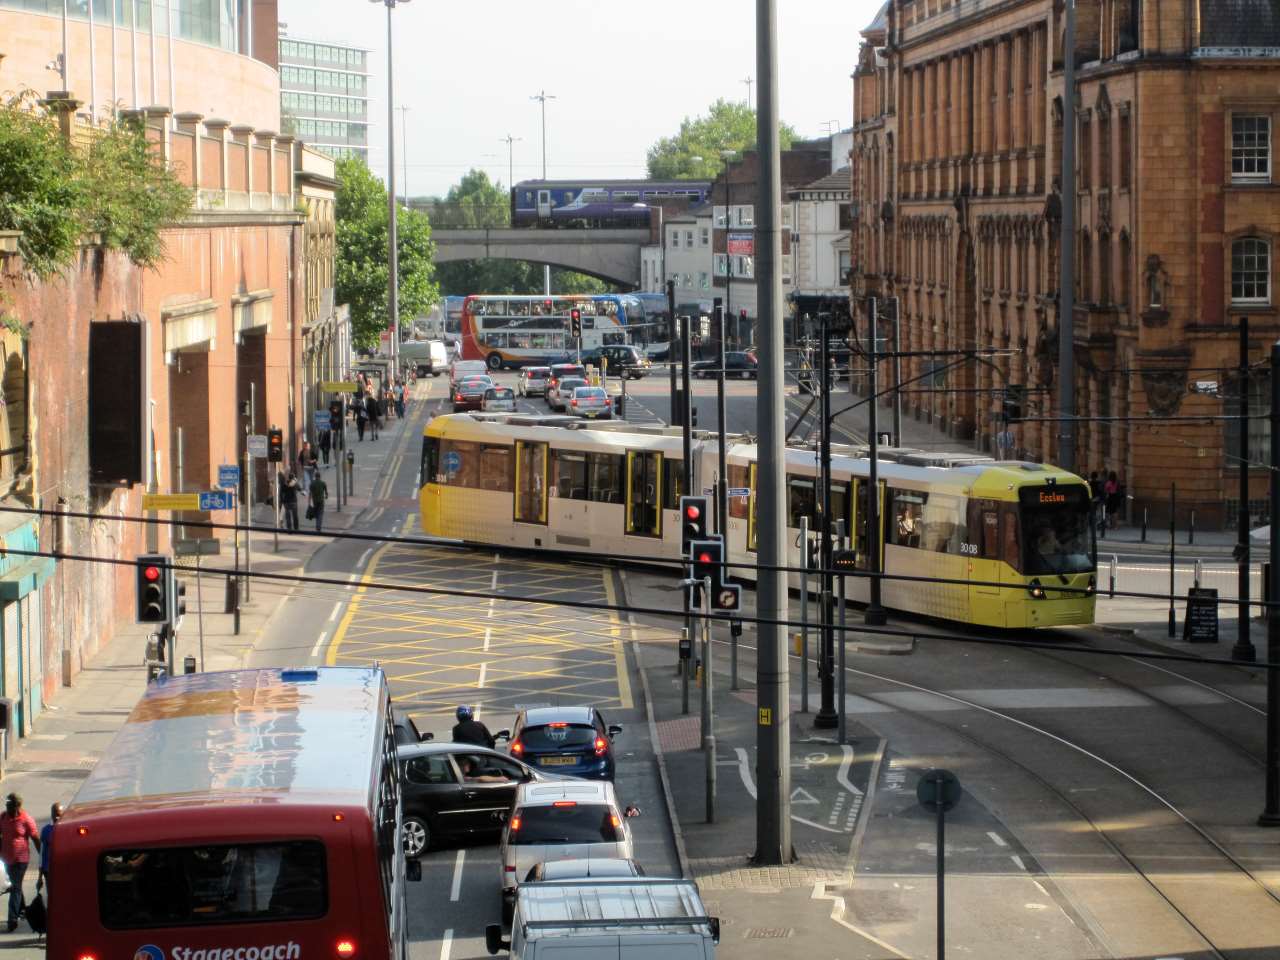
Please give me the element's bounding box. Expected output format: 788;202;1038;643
393;710;433;746
397;742;564;857
692;352;758;379
508;706;622;781
579;345;651;380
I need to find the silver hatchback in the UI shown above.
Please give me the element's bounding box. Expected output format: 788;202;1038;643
517;366;551;397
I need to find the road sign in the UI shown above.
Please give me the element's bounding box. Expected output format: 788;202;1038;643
728;487;750;498
314;410;331;431
198;490;234;511
442;450;462;474
917;769;962;813
217;464;240;488
320;381;358;393
247;434;268;458
143;493;200;511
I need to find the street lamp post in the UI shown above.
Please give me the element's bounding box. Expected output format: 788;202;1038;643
372;0;410;373
500;134;522;194
398;105;410;207
531;90;557;297
721;150;736;347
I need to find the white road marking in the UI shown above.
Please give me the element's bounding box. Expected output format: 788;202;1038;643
359;547;373;566
309;632;330;659
734;748;847;835
439;929;453;960
327;601;341;623
836;743;864;798
1010;854;1027;871
449;850;465;901
478;662;487;689
987;831;1008;847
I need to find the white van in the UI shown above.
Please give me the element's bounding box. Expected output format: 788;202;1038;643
486;878;719;960
451;359;489;386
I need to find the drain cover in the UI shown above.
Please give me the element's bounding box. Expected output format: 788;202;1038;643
744;928;793;940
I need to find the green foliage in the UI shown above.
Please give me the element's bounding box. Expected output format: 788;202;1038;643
81;117;194;267
430;169;616;297
646;99;797;180
335;157;439;351
0;92;193;279
0;93;86;279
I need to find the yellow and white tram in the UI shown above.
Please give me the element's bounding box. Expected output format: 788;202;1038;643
419;414;1097;629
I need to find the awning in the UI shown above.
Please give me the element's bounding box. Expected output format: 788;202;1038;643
0;556;53;601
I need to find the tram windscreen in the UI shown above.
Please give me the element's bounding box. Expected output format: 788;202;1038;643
1018;485;1094;576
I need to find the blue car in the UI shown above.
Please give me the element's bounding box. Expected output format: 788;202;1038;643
506;706;623;781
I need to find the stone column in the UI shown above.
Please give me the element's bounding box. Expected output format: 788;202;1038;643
229;124;255;209
995;35;1010;193
204;118;231;208
1012;31;1027;193
924;60;936;196
143;105;172;164
255;129;278;209
277;134;297;210
40;92;82;144
174;111;204;192
1033;25;1047;193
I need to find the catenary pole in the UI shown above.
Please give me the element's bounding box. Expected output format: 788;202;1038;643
383;1;401;373
1234;316;1256;662
866;298;887;624
532;90;556;297
815;309;836;728
1057;0;1077;471
1260;342;1280;825
754;0;791;865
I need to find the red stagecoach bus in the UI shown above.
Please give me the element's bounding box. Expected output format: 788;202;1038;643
48;666;418;960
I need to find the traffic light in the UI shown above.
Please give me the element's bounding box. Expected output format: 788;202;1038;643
173;574;187;624
136;554;168;623
688;536;742;613
680;495;709;555
267;427;284;463
570;308;582;339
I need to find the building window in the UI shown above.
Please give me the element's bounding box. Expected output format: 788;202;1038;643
714;254;728;277
685;230;695;247
700;272;710;290
1099;113;1111;189
700;227;710;246
1232;237;1271;303
737;206;754;227
1232;115;1271;182
1080;115;1092;190
1225;371;1271;467
1119;111;1132;188
670;231;680;249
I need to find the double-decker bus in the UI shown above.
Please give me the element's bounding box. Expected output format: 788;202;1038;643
49;666;418;960
461;294;647;370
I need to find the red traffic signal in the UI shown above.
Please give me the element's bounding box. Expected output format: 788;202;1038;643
684;503;701;521
679;495;709;555
136;553;170;624
143;565;161;582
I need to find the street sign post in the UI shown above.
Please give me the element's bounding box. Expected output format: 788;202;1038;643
247;434;268;458
217;464;240;489
918;769;962;960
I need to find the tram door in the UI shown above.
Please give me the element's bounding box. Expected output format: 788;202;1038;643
514;440;548;524
537;190;552;220
625;450;662;537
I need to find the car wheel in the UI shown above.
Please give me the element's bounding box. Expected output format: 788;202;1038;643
501;895;514;927
487;353;503;371
402;816;431;859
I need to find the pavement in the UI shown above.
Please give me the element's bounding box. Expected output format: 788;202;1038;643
0;378;430;955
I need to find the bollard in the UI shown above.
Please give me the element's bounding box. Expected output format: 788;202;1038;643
1110;554;1118;598
1141;508;1148;542
1194;558;1203;589
1189;510;1196;545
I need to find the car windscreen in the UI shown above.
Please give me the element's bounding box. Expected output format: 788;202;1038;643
99;840;327;929
510;803;620;845
559;379;586;392
552;365;586;379
522;723;597;749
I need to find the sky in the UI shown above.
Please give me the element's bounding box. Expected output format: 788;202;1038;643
278;0;883;198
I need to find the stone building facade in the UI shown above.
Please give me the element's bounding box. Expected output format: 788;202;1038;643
851;0;1280;527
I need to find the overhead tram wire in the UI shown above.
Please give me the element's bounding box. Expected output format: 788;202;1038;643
6;540;1279;674
0;503;1270;611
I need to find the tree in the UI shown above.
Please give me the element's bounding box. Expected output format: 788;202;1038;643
430;169;616;296
334;157;439;350
646;99;798;181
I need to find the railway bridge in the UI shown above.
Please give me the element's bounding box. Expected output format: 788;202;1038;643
430;228;650;287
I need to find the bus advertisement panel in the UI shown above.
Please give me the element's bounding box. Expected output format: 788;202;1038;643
48;667;416;960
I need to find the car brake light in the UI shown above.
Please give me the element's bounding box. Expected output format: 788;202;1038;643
548;722;567;727
510;739;523;755
455;394;463;401
553;800;577;807
594;737;608;755
571;399;578;406
505;864;517;872
605;398;612;405
336;940;357;958
509;816;521;832
610;814;621;828
76;954;97;960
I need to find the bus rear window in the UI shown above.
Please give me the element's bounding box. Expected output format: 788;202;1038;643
99;840;327;929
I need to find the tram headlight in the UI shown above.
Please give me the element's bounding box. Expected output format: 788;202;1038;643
1028;578;1046;599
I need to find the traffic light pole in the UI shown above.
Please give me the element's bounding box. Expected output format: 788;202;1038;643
702;575;716;824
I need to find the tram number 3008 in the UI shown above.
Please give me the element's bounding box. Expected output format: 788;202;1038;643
959;543;979;556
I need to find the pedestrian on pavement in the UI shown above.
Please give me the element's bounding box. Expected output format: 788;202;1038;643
1;793;40;932
318;426;332;467
35;803;60;898
394;380;406;420
298;441;317;490
1105;471;1121;529
355;396;368;441
309;473;328;532
279;471;300;531
452;705;495;748
365;391;380;441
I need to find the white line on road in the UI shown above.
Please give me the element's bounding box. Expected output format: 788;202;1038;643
359;547;373;566
309;632;330;659
1010;854;1027;871
987;831;1008;847
439;929;453;960
478;662;487;688
836;744;864;798
450;850;465;901
327;601;341;623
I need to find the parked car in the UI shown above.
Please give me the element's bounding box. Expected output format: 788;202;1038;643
397;742;563;858
483;387;517;413
580;345;651;380
547;377;586;412
568;386;613;420
507;705;622;781
692;352;757;379
454;375;495;411
517;367;552;398
498;780;636;923
547;363;586;397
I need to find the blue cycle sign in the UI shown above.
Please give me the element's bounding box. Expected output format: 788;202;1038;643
442;451;462;475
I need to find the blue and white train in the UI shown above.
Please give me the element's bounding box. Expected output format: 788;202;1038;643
510;179;712;228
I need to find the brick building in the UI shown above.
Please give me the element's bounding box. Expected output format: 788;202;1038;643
851;0;1280;527
0;1;323;735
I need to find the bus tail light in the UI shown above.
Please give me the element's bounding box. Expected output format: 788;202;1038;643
335;939;357;958
1028;579;1046;599
594;737;607;756
510;739;523;755
571;399;578;406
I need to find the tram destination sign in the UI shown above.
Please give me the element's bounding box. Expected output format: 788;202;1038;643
1182;587;1219;644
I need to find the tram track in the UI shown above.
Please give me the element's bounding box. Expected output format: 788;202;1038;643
689;612;1280;958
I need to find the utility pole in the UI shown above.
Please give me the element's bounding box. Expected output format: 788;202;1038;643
1259;339;1280;827
379;0;408;374
815;307;837;729
754;0;791;866
1234;316;1256;662
889;297;903;447
866;298;887;625
713;299;729;547
1057;0;1078;472
531;89;557;297
500;134;522;192
398;105;410;207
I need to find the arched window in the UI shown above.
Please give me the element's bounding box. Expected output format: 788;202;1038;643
1232;237;1271;304
1099;231;1112;304
1119;231;1132;309
1080;231;1092;302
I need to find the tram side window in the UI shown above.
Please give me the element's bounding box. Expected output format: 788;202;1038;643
588;453;624;503
553;451;588;500
920;493;967;554
479;445;513;492
888;489;925;548
787;476;816;529
728;464;750;519
439;439;480;488
662;458;684;510
1001;502;1021;570
422;435;439;483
